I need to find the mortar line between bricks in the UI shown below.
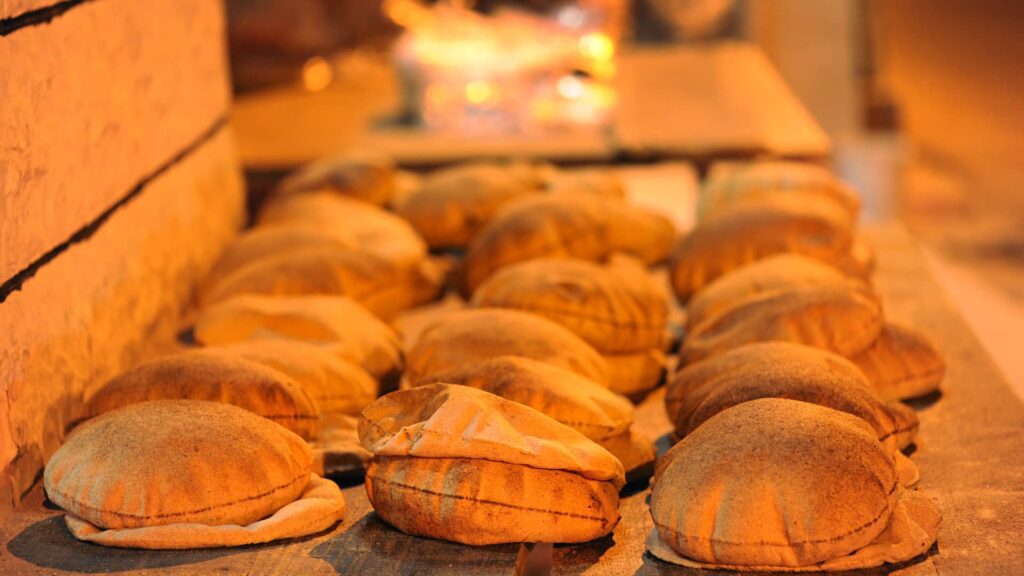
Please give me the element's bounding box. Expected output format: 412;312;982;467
0;114;229;303
0;0;92;36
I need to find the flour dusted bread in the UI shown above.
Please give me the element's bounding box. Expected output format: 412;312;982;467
416;356;655;480
699;160;860;223
275;149;396;206
682;257;883;364
416;356;631;441
649;398;939;571
471;258;669;353
603;348;669;400
199;244;444;319
852;322;946;401
360;385;624;544
258;192;427;268
666;342;919;452
202;226;359;293
194;294;402;382
86;351;320;440
670;193;855;301
45;400;344;548
202;340;377;417
406;308;609;387
395;161;546;248
687;254;856;328
49;400;312;529
463;194;675;292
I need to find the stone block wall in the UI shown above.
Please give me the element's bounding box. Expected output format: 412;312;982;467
0;0;245;520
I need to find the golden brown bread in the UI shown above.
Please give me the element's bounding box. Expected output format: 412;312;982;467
682;258;883;364
360;385;624;481
86;352;320;440
406;308;610;387
851;322;946;401
359;385;624;544
202;226;359;293
275;149;396;206
699;160;860;223
365;457;620;545
46;400;313;530
463;194;675;293
415;356;631;441
670;193;854;301
202;340;378;417
194;294;402;382
395;161;545;248
649;398;938;570
63;475;345;549
665;342;919;451
603;348;669;401
199;244;444;319
258;192;427;267
413;356;655;481
471;257;669;353
686;254;866;329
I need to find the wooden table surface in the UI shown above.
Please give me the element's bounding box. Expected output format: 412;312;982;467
230;42;830;171
613;43;831;160
1;224;1022;575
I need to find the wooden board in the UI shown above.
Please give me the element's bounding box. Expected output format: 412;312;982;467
231;42;829;170
613;42;831;160
1;225;1022;574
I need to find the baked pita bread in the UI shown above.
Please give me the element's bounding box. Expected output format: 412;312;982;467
670;193;854;301
686;254;856;328
405;308;610;387
202;226;359;294
199;245;444;319
471;257;669;353
275;149;396;206
666;342;919;452
45;400;343;548
414;356;655;483
463;194;675;292
683;264;883;364
852;322;946;401
603;348;669;401
86;352;320;440
201;340;377;417
193;294;402;382
415;356;631;441
396;161;545;248
699;160;860;223
258;192;426;268
360;385;624;544
649;398;939;570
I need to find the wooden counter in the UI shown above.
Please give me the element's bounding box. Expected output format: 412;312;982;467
1;224;1021;575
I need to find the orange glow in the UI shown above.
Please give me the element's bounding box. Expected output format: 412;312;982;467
464;80;495;104
383;0;433;29
579;32;614;62
557;75;584;100
301;57;333;92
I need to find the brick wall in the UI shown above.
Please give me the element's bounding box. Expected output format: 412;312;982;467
0;0;245;520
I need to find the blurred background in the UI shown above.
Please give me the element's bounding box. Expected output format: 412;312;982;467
224;0;1024;386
